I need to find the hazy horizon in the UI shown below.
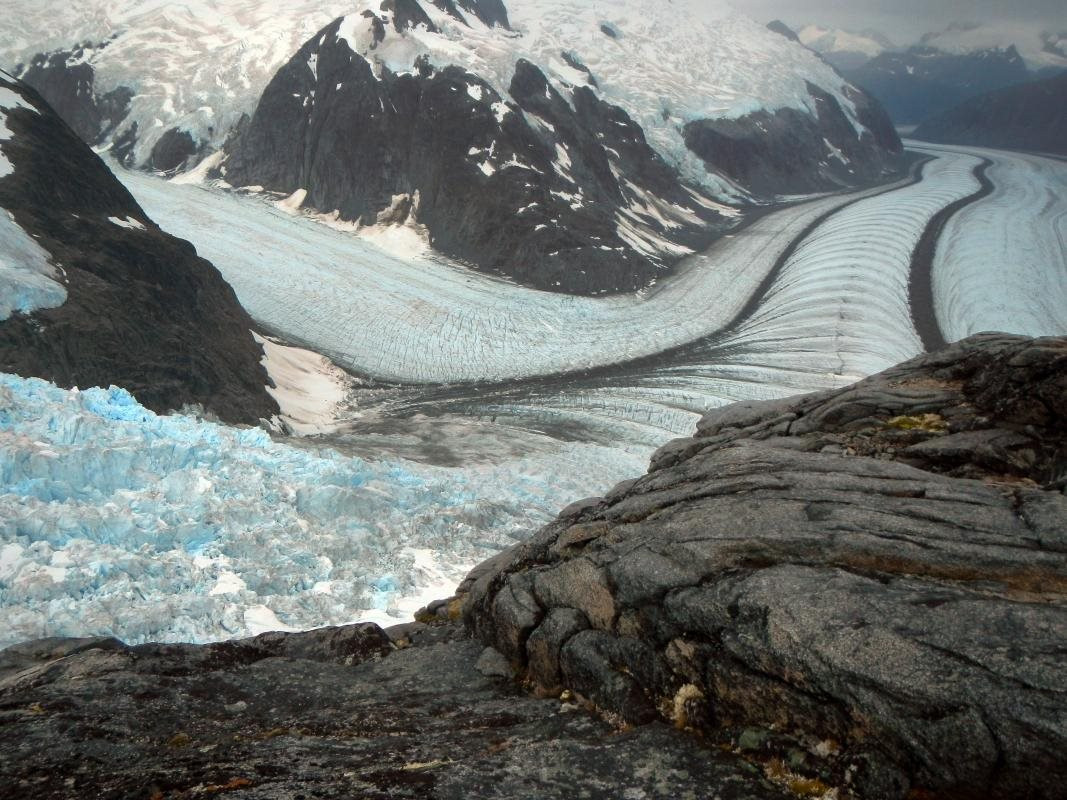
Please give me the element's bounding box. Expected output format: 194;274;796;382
736;0;1065;43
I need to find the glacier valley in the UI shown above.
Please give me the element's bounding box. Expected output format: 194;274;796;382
2;142;1065;647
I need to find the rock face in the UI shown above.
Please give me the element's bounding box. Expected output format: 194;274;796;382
13;44;132;146
220;0;904;294
221;17;725;295
0;75;278;424
843;46;1031;125
0;623;794;799
913;71;1067;155
682;81;901;197
462;334;1067;800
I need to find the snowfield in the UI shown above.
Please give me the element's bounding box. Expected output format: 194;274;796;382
0;373;646;647
911;143;1067;341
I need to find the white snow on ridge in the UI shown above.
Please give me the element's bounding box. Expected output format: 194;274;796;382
0;373;646;648
0;0;874;194
798;24;893;59
328;0;871;193
912;143;1067;341
0;0;357;167
118;165;914;384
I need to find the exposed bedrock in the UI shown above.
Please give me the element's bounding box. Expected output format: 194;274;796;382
13;44;133;146
0;624;795;799
683;82;903;197
0;76;278;424
222;16;725;294
462;333;1067;800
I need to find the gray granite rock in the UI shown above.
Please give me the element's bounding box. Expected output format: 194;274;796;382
462;334;1067;800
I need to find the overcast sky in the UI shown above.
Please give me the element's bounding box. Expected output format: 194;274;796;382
737;0;1065;43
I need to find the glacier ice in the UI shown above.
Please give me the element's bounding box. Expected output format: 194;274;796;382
914;143;1067;341
0;373;646;648
120;147;994;387
118;162;925;384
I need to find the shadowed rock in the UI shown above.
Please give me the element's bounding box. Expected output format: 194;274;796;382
0;624;791;799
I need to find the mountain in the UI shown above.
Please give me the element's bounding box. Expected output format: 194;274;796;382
839;22;1067;125
217;0;902;293
797;24;894;71
0;73;278;424
0;1;903;294
920;22;1067;74
843;45;1031;125
913;71;1067;155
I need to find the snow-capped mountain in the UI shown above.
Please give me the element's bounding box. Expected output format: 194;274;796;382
797;24;895;71
838;22;1067;125
844;44;1030;125
919;22;1067;74
218;0;901;292
0;74;278;423
914;71;1067;155
1;0;902;293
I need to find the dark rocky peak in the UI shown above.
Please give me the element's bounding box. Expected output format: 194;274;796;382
13;43;132;146
432;0;511;29
765;19;800;43
222;20;725;294
0;75;277;424
683;80;902;197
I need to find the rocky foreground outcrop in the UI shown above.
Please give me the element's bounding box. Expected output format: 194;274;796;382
461;333;1067;799
2;334;1064;799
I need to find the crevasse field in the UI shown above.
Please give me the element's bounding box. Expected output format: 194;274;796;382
2;142;1065;648
0;375;647;646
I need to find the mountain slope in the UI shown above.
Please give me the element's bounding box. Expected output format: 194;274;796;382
0;73;278;423
913;72;1067;155
219;0;901;293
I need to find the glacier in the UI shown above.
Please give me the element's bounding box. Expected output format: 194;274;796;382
914;143;1067;341
118;148;985;385
0;373;646;648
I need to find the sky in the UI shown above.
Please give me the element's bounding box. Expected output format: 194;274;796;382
736;0;1065;43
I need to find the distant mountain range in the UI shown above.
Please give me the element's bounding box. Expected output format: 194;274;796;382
794;20;1067;125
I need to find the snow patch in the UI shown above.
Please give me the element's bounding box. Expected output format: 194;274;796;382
107;215;146;230
253;331;353;436
0;210;66;320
